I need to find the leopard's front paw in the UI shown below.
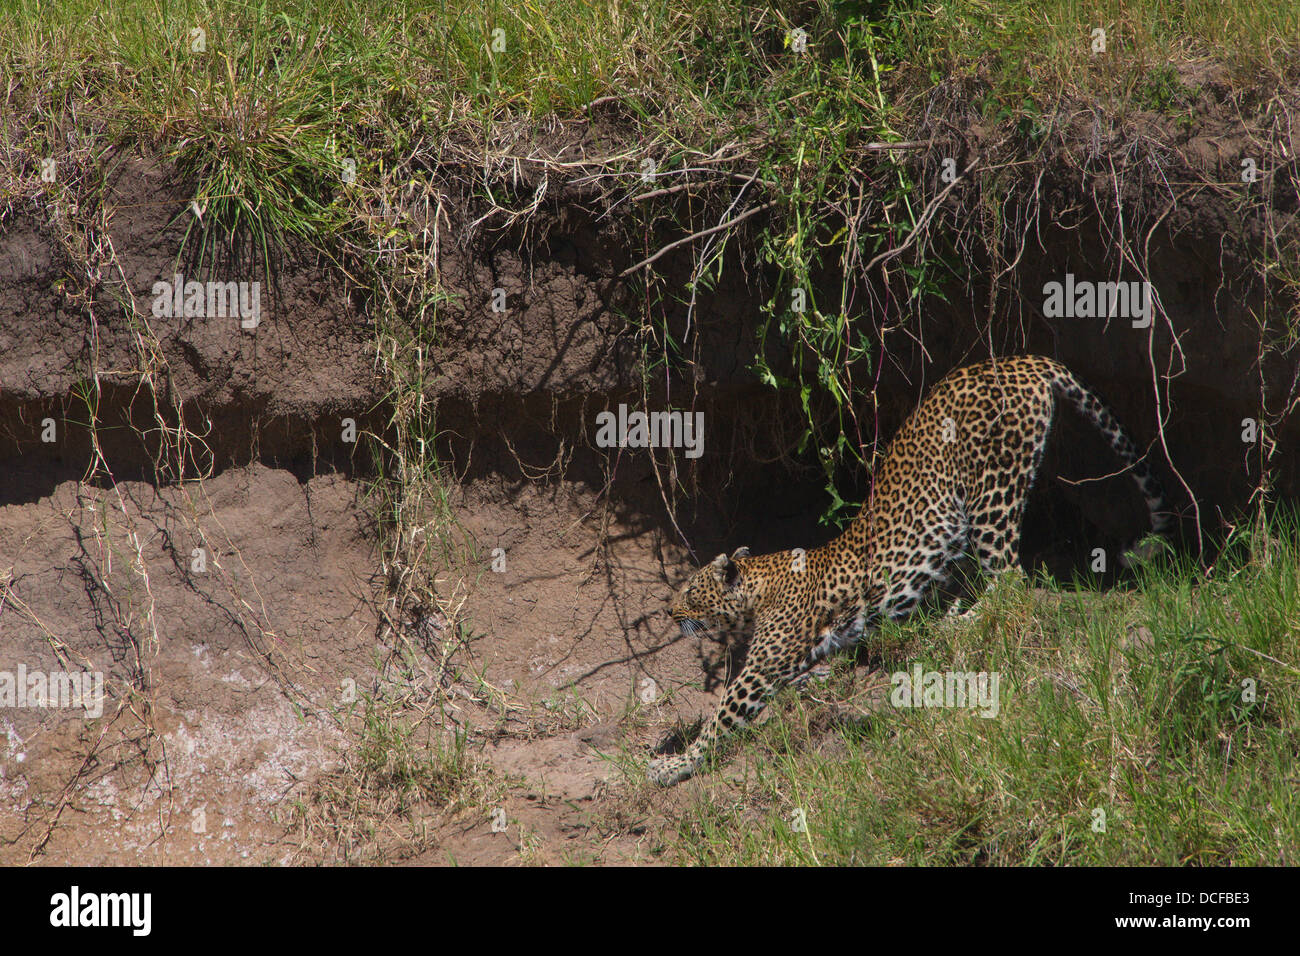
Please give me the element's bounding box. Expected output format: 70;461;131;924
647;754;696;787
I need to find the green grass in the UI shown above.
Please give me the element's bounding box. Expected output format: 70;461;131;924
660;512;1299;865
6;0;1297;242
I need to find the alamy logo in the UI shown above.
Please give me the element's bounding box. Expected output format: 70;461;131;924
0;666;104;718
890;664;1000;718
49;886;151;936
1042;273;1153;328
594;405;704;459
151;273;261;328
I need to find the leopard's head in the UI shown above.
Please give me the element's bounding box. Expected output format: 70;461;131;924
670;547;754;636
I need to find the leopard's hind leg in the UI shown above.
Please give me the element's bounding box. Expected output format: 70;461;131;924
879;495;973;621
949;432;1048;618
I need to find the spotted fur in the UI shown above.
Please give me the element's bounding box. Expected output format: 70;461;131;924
650;355;1170;786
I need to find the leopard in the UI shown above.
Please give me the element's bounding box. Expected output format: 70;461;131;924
649;354;1171;786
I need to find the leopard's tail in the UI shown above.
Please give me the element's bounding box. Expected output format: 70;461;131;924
1047;362;1173;564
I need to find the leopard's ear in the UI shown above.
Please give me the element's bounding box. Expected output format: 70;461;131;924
708;552;743;588
723;558;743;588
731;546;752;560
707;552;729;580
